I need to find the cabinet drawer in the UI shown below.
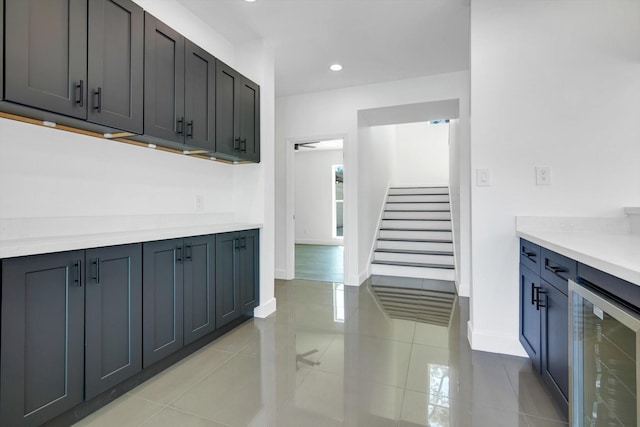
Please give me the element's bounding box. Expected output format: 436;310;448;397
520;239;540;274
540;248;576;296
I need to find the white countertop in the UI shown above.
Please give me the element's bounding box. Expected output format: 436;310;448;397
0;214;262;258
516;216;640;286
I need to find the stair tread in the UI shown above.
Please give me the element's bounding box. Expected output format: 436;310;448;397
386;201;449;203
390;186;448;189
377;238;453;243
372;261;455;269
375;249;454;256
383;218;451;221
380;228;452;232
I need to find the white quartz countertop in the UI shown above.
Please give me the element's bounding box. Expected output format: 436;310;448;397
0;215;262;259
516;216;640;286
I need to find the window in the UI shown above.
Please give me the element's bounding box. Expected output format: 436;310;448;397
333;165;343;238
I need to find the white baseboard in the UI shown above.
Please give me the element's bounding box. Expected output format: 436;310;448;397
467;320;528;357
274;268;290;280
254;297;277;318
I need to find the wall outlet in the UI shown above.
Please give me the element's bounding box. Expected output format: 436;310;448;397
476;168;491;186
195;195;204;211
536;166;552;185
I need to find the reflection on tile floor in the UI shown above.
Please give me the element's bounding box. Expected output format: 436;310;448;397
74;277;568;427
295;244;344;282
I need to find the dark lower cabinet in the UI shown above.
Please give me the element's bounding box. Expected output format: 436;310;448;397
142;239;185;368
4;0;88;118
1;251;85;426
216;229;259;328
519;263;541;372
518;239;570;417
540;279;569;405
85;244;142;400
183;235;216;345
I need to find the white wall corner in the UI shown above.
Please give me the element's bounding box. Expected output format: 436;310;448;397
274;268;292;280
254;297;277;318
367;183;390;267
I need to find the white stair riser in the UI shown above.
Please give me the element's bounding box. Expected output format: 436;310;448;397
381;220;451;230
371;264;456;281
387;194;449;203
377;240;453;252
374;252;454;265
383;211;450;220
386;202;450;211
379;229;452;240
388;187;448;195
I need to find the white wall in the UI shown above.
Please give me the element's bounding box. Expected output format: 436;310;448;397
469;0;640;355
358;125;396;280
0;0;277;317
392;122;450;187
448;119;465;294
275;71;470;285
294;149;344;245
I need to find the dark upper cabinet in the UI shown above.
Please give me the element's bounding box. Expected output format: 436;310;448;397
4;0;88;119
216;60;261;162
142;239;185;368
184;40;216;152
239;229;260;312
1;251;85;426
183;235;216;345
216;229;260;328
144;13;185;144
519;263;541;372
85;244;142;400
87;0;144;133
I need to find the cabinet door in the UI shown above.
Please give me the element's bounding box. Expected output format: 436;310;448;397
184;235;216;345
216;232;240;327
85;244;142;400
519;264;541;372
144;13;185;143
5;0;88;118
1;251;85;426
185;40;216;152
143;239;184;368
215;61;241;158
88;0;144;133
239;229;260;313
239;78;260;162
541;280;569;408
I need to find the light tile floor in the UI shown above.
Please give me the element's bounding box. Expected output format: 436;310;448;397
295;244;343;282
73;278;568;427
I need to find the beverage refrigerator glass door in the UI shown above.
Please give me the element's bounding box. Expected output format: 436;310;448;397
569;280;640;427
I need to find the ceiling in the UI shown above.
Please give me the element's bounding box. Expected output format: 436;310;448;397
177;0;471;97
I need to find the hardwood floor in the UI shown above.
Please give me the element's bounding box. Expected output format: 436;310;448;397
295;244;344;282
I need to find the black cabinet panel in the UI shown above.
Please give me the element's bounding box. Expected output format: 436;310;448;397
183;235;216;345
520;239;540;275
541;279;569;405
519;263;541;372
143;239;184;368
85;244;142;400
185;41;216;152
540;248;575;296
239;79;260;162
5;0;88;118
88;0;144;133
216;232;240;327
239;229;260;312
215;61;240;157
1;251;85;426
144;13;185;143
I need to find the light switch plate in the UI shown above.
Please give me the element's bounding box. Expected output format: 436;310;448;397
536;166;552;185
477;168;491;186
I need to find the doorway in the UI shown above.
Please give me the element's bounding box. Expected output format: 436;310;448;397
292;138;345;282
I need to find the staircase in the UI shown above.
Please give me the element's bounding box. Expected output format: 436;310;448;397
371;186;455;281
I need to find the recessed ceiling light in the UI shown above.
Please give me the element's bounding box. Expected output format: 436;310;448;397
329;64;343;71
244;0;256;2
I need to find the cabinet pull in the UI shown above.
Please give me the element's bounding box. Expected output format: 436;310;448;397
76;80;84;107
176;117;184;135
521;250;536;260
234;137;241;150
240;138;247;152
93;87;102;113
185;244;192;261
241;237;247;249
531;283;536;305
74;259;82;287
93;258;101;284
545;264;566;275
534;287;546;310
176;246;183;263
187;120;193;138
234;238;240;251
